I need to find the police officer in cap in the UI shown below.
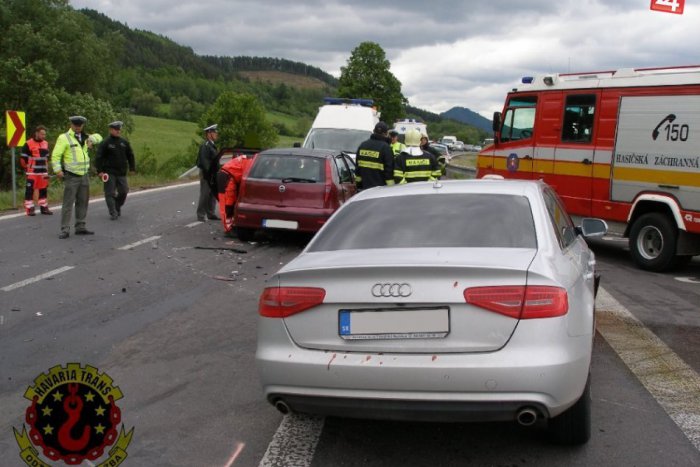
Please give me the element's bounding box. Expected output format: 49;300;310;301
95;121;136;220
51;116;93;239
355;121;395;190
389;130;406;157
196;124;220;221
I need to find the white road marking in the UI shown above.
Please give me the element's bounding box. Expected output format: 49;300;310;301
118;236;161;251
1;266;75;292
186;221;204;228
596;287;700;451
675;277;700;284
258;414;324;467
223;441;245;467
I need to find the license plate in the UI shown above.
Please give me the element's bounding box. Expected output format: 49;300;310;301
263;219;298;229
338;308;449;340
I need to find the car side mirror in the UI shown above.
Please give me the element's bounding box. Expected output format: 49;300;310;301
293;142;301;148
576;218;608;238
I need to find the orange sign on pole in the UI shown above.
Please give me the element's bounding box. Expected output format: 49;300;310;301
5;110;26;147
650;0;685;15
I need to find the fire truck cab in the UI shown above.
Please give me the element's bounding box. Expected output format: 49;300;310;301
477;65;700;271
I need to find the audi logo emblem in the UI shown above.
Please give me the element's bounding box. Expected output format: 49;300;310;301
279;185;286;193
372;283;412;297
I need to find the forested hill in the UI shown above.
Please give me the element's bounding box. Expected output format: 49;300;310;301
80;9;337;86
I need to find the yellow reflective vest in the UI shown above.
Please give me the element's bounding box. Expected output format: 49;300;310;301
51;129;91;175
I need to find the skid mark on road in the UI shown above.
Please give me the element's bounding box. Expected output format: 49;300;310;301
258;414;324;467
1;266;75;292
597;286;700;451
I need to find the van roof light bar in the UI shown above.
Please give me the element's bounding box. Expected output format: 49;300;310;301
323;97;374;107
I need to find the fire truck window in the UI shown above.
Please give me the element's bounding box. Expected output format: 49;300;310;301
562;95;596;143
501;107;536;142
501;96;537;143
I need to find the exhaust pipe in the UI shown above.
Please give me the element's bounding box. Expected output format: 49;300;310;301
274;399;291;415
516;407;538;426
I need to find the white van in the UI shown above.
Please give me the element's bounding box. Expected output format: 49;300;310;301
393;119;428;142
302;98;380;158
440;135;457;148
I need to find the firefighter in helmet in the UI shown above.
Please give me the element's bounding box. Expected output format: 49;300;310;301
355;121;395;190
394;129;441;184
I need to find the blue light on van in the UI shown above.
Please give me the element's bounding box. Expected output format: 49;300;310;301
324;97;374;107
521;77;534;84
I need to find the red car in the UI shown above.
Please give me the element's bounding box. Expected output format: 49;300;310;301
233;148;358;241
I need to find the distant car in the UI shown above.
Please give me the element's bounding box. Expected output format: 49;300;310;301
256;179;607;445
234;148;357;241
452;141;465;151
429;143;451;160
473;145;483;152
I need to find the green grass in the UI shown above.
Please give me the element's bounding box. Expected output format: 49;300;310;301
130;115;199;165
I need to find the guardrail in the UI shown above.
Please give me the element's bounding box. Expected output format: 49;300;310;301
445;163;476;179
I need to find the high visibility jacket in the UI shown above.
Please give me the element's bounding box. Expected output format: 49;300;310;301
51;129;91;175
355;134;395;189
394;149;441;184
390;141;406;156
21;138;50;175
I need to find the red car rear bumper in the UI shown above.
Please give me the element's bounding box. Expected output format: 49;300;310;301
234;203;336;233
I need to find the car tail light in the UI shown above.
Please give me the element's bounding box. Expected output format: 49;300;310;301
259;287;326;318
464;286;568;319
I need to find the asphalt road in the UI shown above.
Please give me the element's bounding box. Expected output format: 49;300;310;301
0;182;699;467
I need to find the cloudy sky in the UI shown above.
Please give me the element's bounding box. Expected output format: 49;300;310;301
70;0;698;119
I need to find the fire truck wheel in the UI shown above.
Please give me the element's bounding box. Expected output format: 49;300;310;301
629;212;677;272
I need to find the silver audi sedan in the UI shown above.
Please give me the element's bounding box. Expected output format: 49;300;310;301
256;179;606;445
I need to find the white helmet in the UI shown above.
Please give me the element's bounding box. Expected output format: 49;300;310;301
88;133;103;146
404;128;422;147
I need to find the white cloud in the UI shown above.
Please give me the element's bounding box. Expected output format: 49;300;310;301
70;0;700;119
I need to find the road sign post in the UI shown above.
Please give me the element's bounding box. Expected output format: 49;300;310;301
6;110;27;209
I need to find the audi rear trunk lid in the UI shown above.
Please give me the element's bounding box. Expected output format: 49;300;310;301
272;247;538;353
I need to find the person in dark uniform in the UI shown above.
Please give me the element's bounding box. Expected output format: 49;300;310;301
196;124;220;221
394;129;441;184
420;134;446;177
95;121;136;220
355;121;395;190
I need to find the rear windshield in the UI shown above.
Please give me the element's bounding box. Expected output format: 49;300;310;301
308;193;536;251
248;154;325;182
303;128;371;153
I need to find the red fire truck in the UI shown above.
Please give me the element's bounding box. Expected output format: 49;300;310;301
477;65;700;271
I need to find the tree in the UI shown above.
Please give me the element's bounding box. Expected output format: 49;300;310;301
200;92;277;149
337;42;407;125
130;88;162;116
170;95;204;122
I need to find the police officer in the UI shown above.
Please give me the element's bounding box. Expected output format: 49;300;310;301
196;124;220;221
355;121;395;190
95;121;136;220
52;116;93;239
394;129;441;184
389;130;405;157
